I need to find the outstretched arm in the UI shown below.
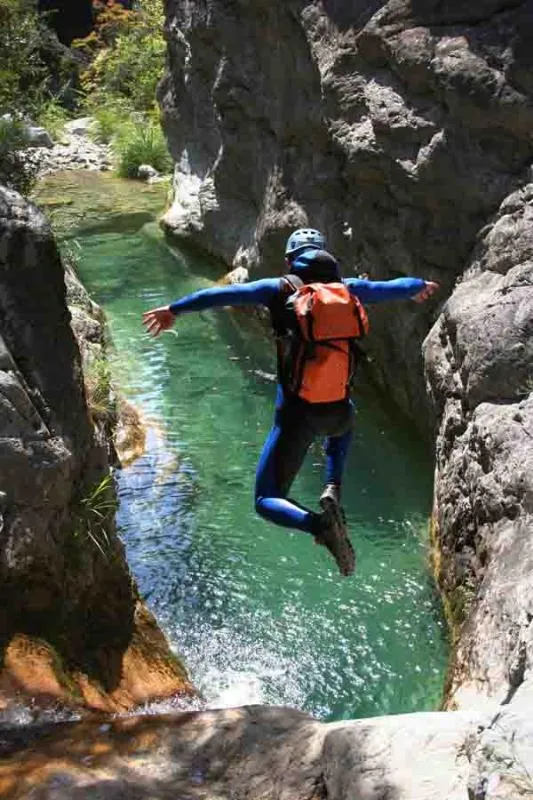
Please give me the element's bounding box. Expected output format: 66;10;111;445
143;278;281;337
345;277;439;304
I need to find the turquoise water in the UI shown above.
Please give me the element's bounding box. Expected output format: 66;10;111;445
63;186;447;721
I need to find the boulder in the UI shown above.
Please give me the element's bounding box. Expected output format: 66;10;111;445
63;117;94;137
25;126;54;148
137;163;160;181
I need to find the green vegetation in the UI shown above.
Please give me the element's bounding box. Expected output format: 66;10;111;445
85;353;114;419
0;115;36;194
73;474;118;560
38;97;70;140
0;0;171;190
0;0;49;116
75;0;170;178
77;0;165;114
0;0;51;192
114;116;171;178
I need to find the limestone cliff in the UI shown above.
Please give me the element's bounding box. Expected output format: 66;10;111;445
159;0;533;430
0;186;192;714
424;184;533;711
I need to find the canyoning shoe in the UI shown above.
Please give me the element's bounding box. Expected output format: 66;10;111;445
316;489;355;577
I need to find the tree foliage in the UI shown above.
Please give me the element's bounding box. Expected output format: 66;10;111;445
0;0;49;116
75;0;166;113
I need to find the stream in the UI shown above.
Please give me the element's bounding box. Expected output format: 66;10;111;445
37;172;448;722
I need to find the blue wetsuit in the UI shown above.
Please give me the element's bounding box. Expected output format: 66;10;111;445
169;250;425;535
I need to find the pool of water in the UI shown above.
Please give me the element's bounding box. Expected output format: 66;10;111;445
37;172;448;721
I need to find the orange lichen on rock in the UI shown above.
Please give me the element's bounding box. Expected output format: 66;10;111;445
114;397;147;467
0;603;194;717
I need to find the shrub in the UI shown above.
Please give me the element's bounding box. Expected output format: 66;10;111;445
85;353;115;421
0;116;38;194
114;117;171;178
75;0;166;114
87;96;132;143
37;97;70;140
0;0;48;117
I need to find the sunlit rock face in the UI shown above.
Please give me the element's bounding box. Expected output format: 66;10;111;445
424;184;533;711
0;187;192;713
159;0;533;431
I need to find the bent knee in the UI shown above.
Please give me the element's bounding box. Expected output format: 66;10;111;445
255;496;268;519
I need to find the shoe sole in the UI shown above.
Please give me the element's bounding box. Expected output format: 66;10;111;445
319;496;356;577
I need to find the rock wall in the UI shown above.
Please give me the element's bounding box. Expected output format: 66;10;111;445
159;0;533;430
424;182;533;710
0;186;192;714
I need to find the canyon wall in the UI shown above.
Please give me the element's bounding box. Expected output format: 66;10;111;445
159;0;533;431
0;186;191;714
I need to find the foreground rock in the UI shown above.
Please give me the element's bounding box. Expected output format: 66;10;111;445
2;702;532;799
0;186;192;714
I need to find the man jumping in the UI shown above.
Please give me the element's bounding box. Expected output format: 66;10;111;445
143;228;438;577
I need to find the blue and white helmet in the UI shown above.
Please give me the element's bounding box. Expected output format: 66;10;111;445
285;228;326;258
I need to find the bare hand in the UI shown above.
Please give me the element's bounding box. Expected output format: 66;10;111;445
413;281;439;303
142;306;175;337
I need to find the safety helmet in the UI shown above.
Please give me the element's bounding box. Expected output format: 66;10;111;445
285;228;326;258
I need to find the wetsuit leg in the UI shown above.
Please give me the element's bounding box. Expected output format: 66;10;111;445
323;400;354;486
324;428;353;485
255;404;317;533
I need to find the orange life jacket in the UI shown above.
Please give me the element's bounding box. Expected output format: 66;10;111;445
273;275;369;404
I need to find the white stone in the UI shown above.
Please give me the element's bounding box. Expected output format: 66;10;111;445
138;163;160;180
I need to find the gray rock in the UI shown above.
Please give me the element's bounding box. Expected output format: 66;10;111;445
63;117;94;137
0;187;135;679
158;2;533;784
25;125;54;148
424;182;533;711
5;702;533;800
137;163;160;181
159;0;533;433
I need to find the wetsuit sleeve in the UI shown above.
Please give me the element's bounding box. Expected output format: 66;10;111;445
345;277;426;303
169;278;281;315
